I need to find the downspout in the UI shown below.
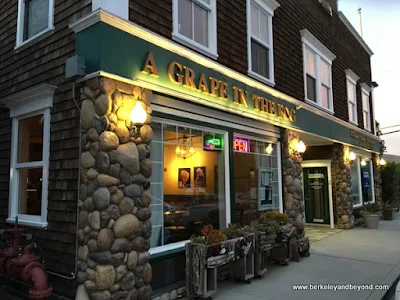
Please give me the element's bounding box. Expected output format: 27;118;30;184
45;82;81;281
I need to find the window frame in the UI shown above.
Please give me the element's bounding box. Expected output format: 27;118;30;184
345;69;360;125
351;155;375;208
16;0;55;49
301;29;336;114
172;0;218;59
361;83;371;131
246;0;280;86
232;132;283;213
1;83;56;228
149;117;231;255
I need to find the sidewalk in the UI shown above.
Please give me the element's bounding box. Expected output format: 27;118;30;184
213;213;400;300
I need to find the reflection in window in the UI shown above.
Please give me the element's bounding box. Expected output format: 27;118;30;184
234;136;280;227
149;121;226;248
16;115;44;216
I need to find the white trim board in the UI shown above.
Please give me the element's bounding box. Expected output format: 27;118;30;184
302;160;335;229
338;12;373;57
69;11;380;144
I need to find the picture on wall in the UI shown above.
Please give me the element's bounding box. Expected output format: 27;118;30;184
178;168;191;188
194;166;206;188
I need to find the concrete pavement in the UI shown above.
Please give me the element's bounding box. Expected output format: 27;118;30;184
213;212;400;300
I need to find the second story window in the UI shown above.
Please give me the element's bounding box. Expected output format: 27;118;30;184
361;84;371;131
301;29;336;113
172;0;217;59
16;0;55;48
247;0;280;86
345;69;359;125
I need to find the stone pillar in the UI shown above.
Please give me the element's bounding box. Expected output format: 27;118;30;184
332;144;354;229
281;129;305;237
76;77;153;300
372;154;383;207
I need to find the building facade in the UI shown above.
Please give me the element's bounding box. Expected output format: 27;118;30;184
0;0;382;299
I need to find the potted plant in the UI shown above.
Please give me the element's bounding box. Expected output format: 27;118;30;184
382;203;393;220
360;203;382;229
186;224;254;299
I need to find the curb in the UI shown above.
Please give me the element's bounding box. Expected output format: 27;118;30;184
367;261;400;300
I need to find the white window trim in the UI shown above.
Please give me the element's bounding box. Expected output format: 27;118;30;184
15;0;55;49
352;157;363;208
345;69;359;125
247;0;280;87
1;83;56;228
361;83;371;131
301;29;336;113
172;0;218;60
352;155;375;208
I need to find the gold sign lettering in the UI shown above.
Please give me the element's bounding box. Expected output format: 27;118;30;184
198;73;209;94
141;52;159;77
350;130;374;149
168;61;183;84
209;77;220;97
233;86;248;107
147;55;296;123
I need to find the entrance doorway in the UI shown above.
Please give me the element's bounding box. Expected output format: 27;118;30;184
302;160;334;229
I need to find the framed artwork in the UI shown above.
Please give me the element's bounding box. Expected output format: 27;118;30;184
194;166;206;188
178;168;191;188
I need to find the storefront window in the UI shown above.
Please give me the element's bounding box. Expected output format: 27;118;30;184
350;158;362;206
350;157;374;207
360;160;373;203
149;121;226;248
233;135;281;226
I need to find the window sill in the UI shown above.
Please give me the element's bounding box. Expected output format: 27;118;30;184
364;127;372;132
172;33;218;60
349;120;359;126
14;27;55;52
7;217;48;229
305;99;334;115
149;240;188;256
248;70;275;87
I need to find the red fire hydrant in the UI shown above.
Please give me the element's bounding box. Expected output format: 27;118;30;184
0;227;52;300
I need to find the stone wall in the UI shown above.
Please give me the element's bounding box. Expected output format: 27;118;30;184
76;77;153;300
282;129;305;237
332;144;354;229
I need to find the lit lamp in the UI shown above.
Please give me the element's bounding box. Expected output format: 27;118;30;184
130;101;147;124
379;158;386;166
296;140;306;154
265;144;273;155
175;136;195;159
360;159;367;167
349;151;356;161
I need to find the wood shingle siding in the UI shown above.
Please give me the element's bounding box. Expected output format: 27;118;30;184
0;0;91;288
273;0;373;129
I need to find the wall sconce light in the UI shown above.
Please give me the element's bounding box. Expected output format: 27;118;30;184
130;101;147;125
349;151;356;162
379;158;386;166
360;159;367;167
296;140;306;154
265;144;273;155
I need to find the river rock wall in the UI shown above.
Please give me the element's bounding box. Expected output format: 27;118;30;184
76;77;153;300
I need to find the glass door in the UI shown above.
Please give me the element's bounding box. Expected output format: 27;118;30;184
303;167;330;224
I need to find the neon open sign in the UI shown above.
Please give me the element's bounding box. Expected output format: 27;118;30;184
233;138;249;152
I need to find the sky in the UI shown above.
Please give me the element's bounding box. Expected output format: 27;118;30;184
338;0;400;155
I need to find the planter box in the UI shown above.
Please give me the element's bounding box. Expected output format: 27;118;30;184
382;211;393;220
361;212;381;229
185;233;255;299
